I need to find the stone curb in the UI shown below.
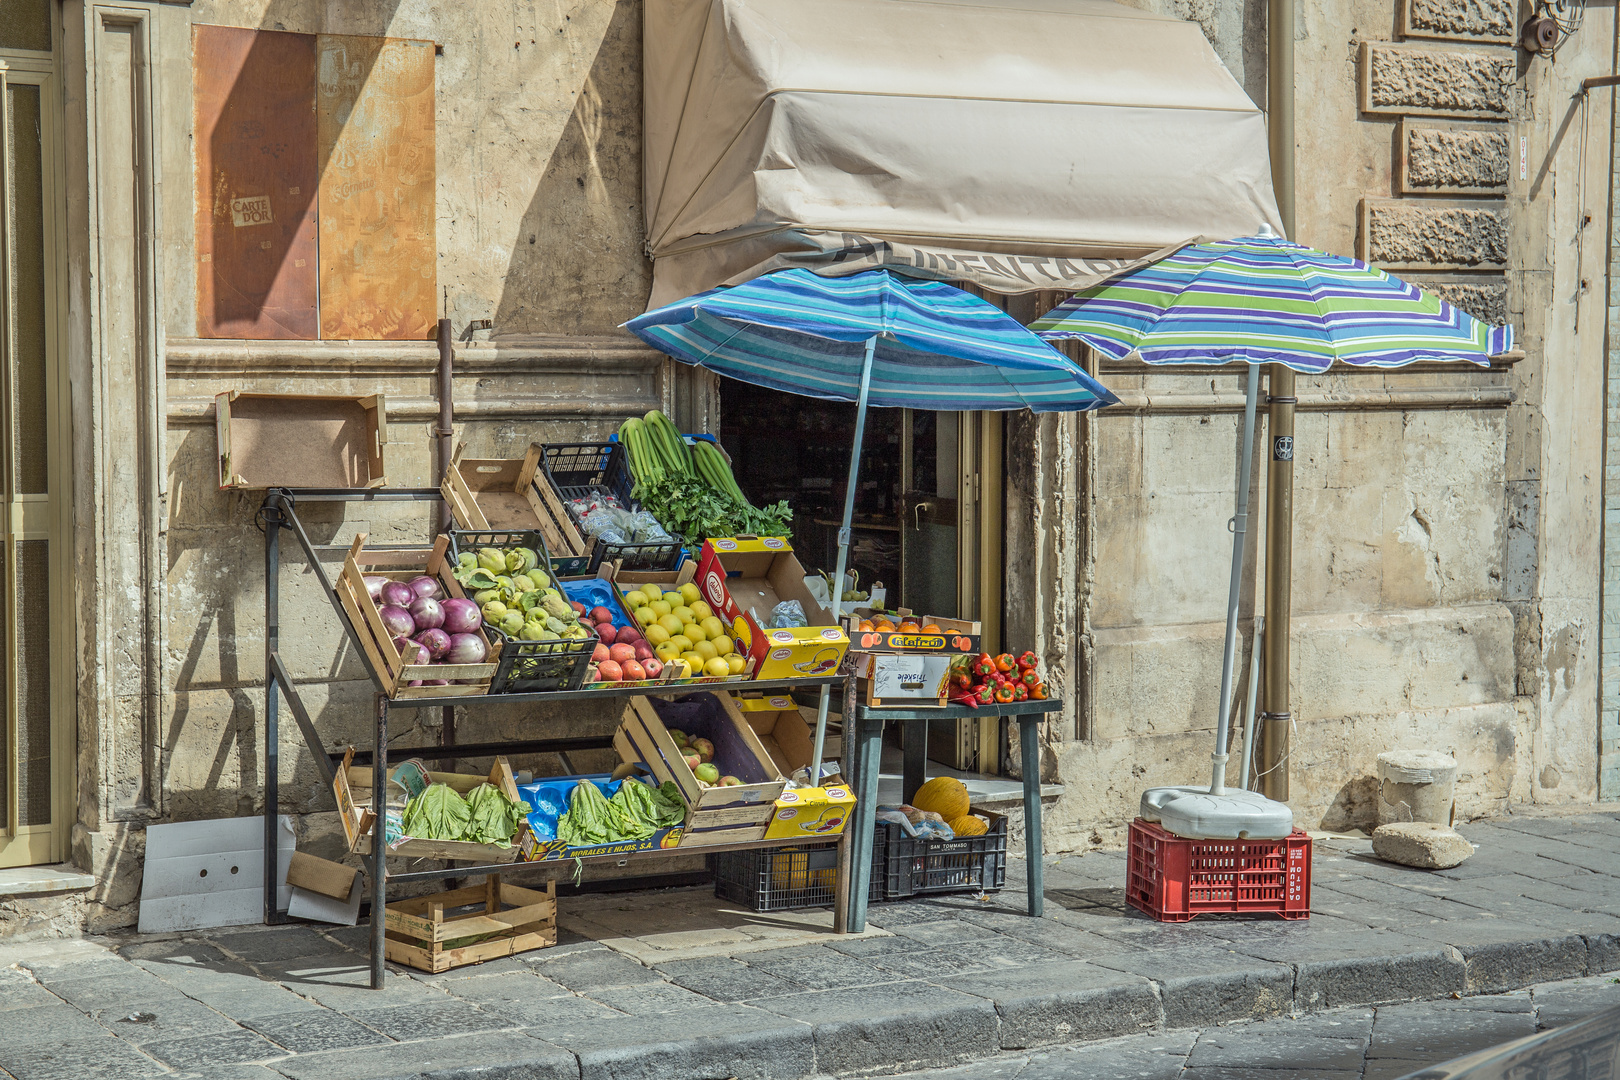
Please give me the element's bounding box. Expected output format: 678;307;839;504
336;929;1619;1080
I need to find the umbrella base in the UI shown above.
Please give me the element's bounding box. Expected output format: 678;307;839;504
1139;785;1293;840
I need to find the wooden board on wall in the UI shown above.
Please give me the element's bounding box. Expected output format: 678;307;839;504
317;35;437;341
193;25;319;340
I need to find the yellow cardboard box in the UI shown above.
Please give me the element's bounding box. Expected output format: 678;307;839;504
697;537;849;681
762;784;856;840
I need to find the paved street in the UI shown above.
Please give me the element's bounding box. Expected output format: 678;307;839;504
883;973;1620;1080
0;811;1616;1079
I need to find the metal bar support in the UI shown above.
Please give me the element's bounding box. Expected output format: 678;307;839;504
1021;715;1043;917
371;692;388;989
264;498;285;924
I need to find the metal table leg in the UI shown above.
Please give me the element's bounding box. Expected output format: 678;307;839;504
901;718;926;804
371;693;388;989
263;498;285;925
834;674;856;934
847;708;883;933
1020;715;1043;917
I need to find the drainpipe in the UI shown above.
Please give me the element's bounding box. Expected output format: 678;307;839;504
1259;0;1295;801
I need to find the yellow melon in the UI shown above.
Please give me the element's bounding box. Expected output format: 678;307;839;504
948;814;988;837
912;776;969;821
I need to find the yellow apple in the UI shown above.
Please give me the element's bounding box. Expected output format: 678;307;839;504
679;582;702;604
694;639;719;661
645;624;671;645
624;590;649;609
634;606;657;627
654;641;682;663
683;622;708;643
682;650;705;671
704;656;731;677
671;635;694;653
690;600;713;621
671;605;695;624
662;591;684;606
650;599;673;617
726;653;747;675
657;613;685;636
712;635;733;657
700;616;725;640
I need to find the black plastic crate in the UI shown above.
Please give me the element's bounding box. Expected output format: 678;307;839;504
446;528;588;579
877;810;1007;900
487;628;599;694
712;837;886;913
540;443;683;573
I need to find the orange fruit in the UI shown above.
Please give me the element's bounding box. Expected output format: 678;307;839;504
858;619;875;631
898;620;922;633
921;623;942;633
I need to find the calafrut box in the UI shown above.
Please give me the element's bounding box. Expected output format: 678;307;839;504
696;537;848;681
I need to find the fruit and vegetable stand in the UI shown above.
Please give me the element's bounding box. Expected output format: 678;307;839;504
257;485;855;989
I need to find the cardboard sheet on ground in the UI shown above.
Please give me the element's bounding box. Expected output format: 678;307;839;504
139;816;294;933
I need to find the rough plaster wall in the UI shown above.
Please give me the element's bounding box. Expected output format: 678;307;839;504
187;0;650;336
1037;0;1613;847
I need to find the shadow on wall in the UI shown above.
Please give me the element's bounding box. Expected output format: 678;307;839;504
494;0;651;336
1319;775;1379;832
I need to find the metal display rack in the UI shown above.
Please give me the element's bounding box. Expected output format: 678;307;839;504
258;488;846;988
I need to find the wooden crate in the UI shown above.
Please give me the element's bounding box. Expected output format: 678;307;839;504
842;607;982;656
333;534;497;699
384;876;556;973
216;391;388;489
333;749;531;864
613;697;785;847
440;442;571;557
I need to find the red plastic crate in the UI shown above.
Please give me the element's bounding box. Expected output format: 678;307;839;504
1125;818;1311;922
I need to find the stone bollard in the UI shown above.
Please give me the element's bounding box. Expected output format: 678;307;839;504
1375;750;1458;827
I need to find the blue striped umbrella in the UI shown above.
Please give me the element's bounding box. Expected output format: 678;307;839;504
1029;232;1513;372
624;268;1117;413
626;267;1115;768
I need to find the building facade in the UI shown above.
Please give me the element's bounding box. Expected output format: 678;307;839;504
0;0;1605;933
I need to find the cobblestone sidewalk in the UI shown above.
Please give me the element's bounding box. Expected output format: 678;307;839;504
0;811;1616;1080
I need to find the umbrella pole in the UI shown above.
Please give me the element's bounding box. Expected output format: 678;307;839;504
1211;365;1261;795
811;335;878;782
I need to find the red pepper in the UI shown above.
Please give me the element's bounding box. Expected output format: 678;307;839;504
1013;682;1029;701
1032;680;1048;700
975;683;995;705
952;672;973;691
994;683;1015;703
995;653;1016;674
1018;650;1039;671
1021;668;1040;687
974;652;997;679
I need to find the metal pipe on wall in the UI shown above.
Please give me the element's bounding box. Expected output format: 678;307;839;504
1260;0;1296;801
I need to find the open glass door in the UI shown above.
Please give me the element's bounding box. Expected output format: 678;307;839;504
0;33;69;867
901;410;1002;771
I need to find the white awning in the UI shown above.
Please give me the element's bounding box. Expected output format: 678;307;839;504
643;0;1284;306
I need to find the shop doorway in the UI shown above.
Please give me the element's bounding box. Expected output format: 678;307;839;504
717;385;1003;769
0;9;71;868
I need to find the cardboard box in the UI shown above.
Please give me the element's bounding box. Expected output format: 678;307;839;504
762;784;857;840
333;535;498;699
441;442;572;558
843;607;982;656
216;391;387;489
697;538;849;681
613;696;785;846
853;652;954;707
333;749;528;863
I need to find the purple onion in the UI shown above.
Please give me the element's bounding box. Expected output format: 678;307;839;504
379;604;415;638
409;596;444;630
441;597;481;635
408;575;442;601
407;679;449;688
445;632;488;665
363;575;390;602
393;635;425;664
379;581;415;608
414;627;451;661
